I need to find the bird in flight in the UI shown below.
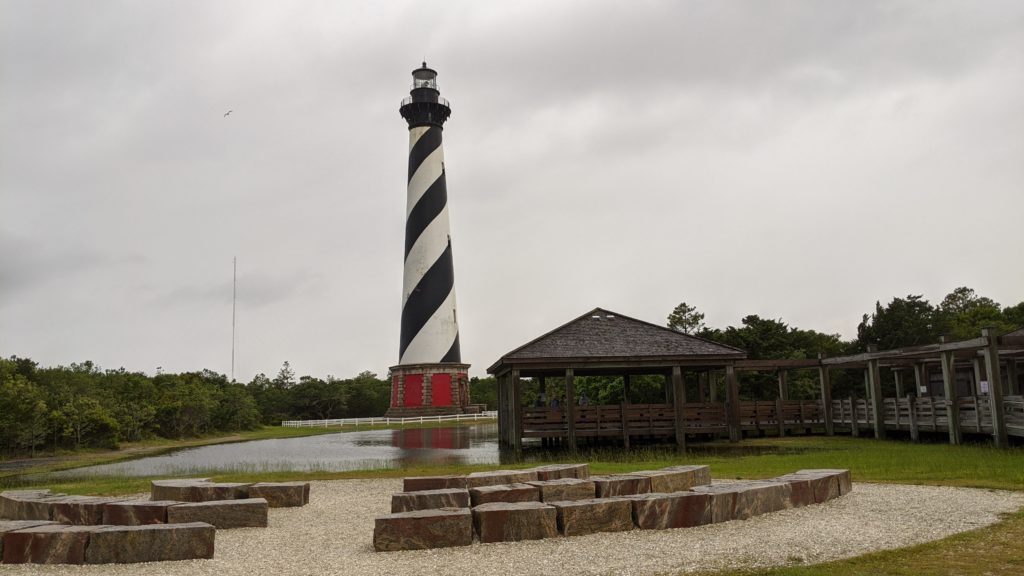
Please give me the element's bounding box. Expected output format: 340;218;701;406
224;110;233;117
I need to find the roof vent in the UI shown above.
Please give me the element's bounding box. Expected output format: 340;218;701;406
591;315;601;319
606;315;615;319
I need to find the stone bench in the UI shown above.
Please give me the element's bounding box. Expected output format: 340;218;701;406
52;496;132;526
549;498;633;536
151;479;250;503
374;508;473;551
402;475;467;492
391;489;470;513
773;469;851;506
2;523;96;564
465;469;539;489
526;478;596;502
593;475;652;497
0;490;70;521
1;521;215;564
629;491;714;529
248;482;310;508
85;522;215;564
102;500;180;525
469;483;540;507
0;520;56;560
692;481;793;522
531;463;590;480
472;501;558;543
167;498;268;529
629;465;711;493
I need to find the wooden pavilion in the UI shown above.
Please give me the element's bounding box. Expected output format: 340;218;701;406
490;308;1024;451
487;307;747;451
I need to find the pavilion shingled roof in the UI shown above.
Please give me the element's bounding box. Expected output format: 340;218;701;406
498;307;746;363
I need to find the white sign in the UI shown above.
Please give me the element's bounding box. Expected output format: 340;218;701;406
980;380;989;394
919;386;928;394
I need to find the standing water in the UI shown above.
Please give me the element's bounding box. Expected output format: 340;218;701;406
50;424;500;478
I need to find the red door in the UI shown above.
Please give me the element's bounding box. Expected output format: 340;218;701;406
432;374;452;406
404;374;423;407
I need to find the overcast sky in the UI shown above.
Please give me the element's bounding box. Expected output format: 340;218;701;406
2;1;1022;381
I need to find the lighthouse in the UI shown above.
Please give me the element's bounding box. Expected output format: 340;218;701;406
387;63;472;416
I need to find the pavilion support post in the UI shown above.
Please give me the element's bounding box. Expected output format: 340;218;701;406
778;370;789;400
908;394;919;442
940;342;962;445
539;375;547;403
818;361;834;436
982;328;1008;448
894;369;904;398
709;371;718;402
664;374;672;403
913;363;925;396
972;358;984;396
776;397;786;437
867;353;885;440
849;395;859;437
621;402;630;449
1007;360;1020;395
726;365;740;443
863;369;871;400
672;366;686;450
512;370;523;453
498;374;507;447
565;368;577;451
623;374;631;405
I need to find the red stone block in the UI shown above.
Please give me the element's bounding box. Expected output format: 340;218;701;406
631;465;711;493
593;475;652;497
526;478;596;502
472;501;558;543
402;475;467;492
466;470;539;489
102;500;179;525
51;496;130;526
373;508;473;552
391;489;470;513
550;498;633;536
531;463;590;481
630;492;713;529
469;483;540;507
2;524;96;564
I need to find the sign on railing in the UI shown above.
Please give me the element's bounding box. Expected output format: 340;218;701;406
281;411;498;428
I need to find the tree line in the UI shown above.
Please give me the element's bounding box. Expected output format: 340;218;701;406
2;286;1018;457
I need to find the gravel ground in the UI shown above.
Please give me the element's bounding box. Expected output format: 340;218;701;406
2;479;1021;575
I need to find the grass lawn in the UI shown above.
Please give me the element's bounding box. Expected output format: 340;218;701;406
4;434;1023;575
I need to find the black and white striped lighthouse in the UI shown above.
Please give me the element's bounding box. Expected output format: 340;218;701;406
388;63;471;416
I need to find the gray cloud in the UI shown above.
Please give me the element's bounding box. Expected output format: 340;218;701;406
2;0;1021;380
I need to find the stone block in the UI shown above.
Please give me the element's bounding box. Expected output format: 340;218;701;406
194;482;251;502
472;501;558;543
593;475;652;497
550;498;633;536
391;489;470;513
0;521;57;559
150;478;210;502
248;482;310;508
793;469;853;496
51;496;130;526
526;478;596;502
102;500;179;525
167;498;268;529
531;463;590;481
85;522;215;564
631;465;711;493
0;490;53;520
373;508;473;552
2;524;96;564
692;481;792;521
630;492;713;529
466;469;539;489
402;475;467;492
469;483;540;507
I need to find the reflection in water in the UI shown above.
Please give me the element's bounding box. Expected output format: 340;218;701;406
49;424;501;478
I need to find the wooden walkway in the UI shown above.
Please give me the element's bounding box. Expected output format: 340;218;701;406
520;395;1024;444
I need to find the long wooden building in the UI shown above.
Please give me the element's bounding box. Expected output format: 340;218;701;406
488;308;1024;451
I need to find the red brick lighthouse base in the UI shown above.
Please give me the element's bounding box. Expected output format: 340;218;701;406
386;363;479;417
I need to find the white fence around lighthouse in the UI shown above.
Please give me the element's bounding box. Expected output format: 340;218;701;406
281;411;498;428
